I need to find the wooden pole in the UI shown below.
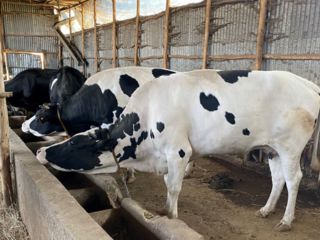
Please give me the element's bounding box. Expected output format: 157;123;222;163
0;31;14;207
93;0;99;72
134;0;140;66
255;0;268;70
81;3;85;74
112;0;117;68
202;0;211;69
163;0;170;69
68;7;73;67
0;3;9;80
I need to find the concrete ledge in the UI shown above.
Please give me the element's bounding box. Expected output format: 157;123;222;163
10;129;112;240
121;198;204;240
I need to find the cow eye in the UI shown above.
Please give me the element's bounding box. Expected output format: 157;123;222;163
40;117;45;122
69;140;74;145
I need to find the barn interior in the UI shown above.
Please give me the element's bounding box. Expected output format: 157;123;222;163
0;0;320;240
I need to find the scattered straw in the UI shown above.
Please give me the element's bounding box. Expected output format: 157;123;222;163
0;204;30;240
0;177;29;240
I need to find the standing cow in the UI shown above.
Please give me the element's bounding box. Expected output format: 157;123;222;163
22;67;175;137
37;70;320;231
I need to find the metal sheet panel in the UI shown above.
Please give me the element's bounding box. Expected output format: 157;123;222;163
170;6;204;56
210;1;258;56
264;59;320;84
2;2;58;76
266;0;320;55
209;59;255;70
5;36;58;53
140;16;164;58
118;22;135;59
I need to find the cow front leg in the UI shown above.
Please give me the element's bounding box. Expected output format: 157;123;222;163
275;155;302;232
163;149;191;218
256;156;285;218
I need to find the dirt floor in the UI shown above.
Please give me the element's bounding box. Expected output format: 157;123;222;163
129;157;320;240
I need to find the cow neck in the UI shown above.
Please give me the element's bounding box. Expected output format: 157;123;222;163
58;95;94;134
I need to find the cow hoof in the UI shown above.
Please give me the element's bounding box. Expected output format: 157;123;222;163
255;209;268;218
126;175;136;184
274;222;291;232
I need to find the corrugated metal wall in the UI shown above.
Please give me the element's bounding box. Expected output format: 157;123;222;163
264;0;320;84
64;0;320;82
1;2;58;76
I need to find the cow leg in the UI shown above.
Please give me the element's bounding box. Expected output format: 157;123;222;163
274;154;302;232
163;147;191;219
126;168;136;183
256;156;285;218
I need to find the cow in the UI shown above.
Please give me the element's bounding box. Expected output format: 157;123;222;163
49;66;86;105
22;67;176;137
5;68;58;112
36;70;320;232
5;67;85;113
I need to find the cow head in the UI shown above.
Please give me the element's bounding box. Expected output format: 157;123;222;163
21;104;64;137
36;127;117;172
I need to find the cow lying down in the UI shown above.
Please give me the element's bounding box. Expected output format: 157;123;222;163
37;70;320;231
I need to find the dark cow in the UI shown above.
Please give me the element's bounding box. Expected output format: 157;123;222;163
37;70;320;231
5;66;85;112
5;68;58;112
49;66;86;105
22;67;175;137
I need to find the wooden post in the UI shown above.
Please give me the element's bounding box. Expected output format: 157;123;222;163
93;0;99;72
81;3;85;75
68;7;73;67
0;3;9;80
134;0;140;66
163;0;170;69
0;34;14;207
202;0;211;69
255;0;268;70
112;0;117;68
57;0;62;67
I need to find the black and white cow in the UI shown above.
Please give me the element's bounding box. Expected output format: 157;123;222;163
49;66;86;105
5;68;58;112
37;70;320;231
22;67;175;137
5;66;85;112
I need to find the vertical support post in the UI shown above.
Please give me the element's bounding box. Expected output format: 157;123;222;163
202;0;211;69
163;0;170;69
112;0;117;68
68;7;73;67
57;0;62;67
0;2;9;80
93;0;99;72
255;0;268;70
81;3;86;75
134;0;140;66
0;31;14;207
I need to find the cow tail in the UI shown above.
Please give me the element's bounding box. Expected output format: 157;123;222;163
311;109;320;172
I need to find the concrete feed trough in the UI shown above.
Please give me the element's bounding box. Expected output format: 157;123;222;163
10;126;203;240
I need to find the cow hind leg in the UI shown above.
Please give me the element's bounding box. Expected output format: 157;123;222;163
274;153;302;232
256;155;285;218
163;144;192;219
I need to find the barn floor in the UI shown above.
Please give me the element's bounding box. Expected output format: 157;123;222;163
128;157;320;240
